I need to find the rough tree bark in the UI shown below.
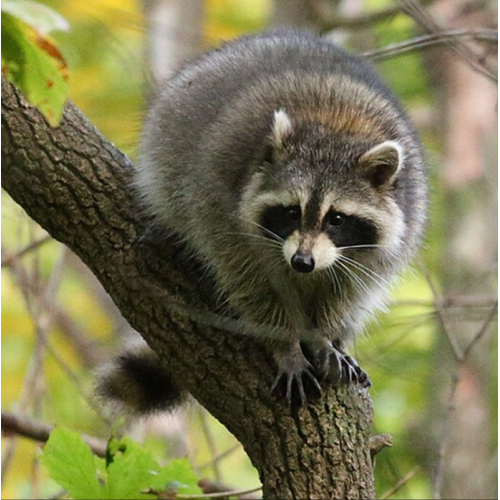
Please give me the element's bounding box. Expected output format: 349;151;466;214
1;78;376;500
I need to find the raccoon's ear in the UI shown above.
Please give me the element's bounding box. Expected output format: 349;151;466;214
358;140;403;189
272;109;293;147
263;109;293;165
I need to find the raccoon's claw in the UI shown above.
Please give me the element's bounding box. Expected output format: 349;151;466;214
328;349;371;388
312;345;371;389
271;346;322;406
271;366;322;406
343;355;371;388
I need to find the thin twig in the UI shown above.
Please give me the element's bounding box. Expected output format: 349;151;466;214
1;411;107;458
380;466;420;499
462;304;497;360
433;371;459;500
5;244;112;426
198;444;241;471
399;0;497;82
432;303;497;498
2;242;63;485
177;486;262;499
198;408;222;481
53;305;106;367
314;0;436;30
143;484;262;500
393;296;498;309
1;234;52;267
361;28;498;61
423;267;463;361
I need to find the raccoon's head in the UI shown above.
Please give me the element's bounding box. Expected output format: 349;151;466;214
239;109;406;274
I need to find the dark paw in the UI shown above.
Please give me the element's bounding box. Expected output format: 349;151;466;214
270;359;322;406
343;354;371;388
311;345;371;389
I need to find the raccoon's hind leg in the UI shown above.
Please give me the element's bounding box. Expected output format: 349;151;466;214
303;339;371;389
270;341;322;406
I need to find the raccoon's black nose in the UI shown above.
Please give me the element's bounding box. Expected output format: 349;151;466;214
291;253;315;273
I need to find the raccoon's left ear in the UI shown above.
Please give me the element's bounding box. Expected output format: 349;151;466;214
272;109;293;147
263;109;293;165
358;140;403;189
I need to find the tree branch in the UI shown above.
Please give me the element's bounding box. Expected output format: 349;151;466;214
361;28;498;61
1;78;375;499
1;411;107;458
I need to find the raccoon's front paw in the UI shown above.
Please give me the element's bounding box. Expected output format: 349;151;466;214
270;343;322;406
311;343;371;389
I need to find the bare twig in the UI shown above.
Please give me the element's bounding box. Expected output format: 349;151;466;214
2;244;63;485
462;304;498;360
361;28;498;61
432;305;497;498
53;305;106;367
197;479;261;499
1;234;52;267
393;296;498;309
177;486;262;499
433;371;459;500
5;245;112;425
313;0;436;30
423;267;463;361
198;407;222;481
1;411;107;458
399;0;497;82
380;466;420;499
198;444;242;471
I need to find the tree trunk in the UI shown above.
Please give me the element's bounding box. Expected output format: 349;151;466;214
142;0;204;81
1;78;376;499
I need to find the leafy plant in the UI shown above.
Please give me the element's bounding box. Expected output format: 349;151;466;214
40;428;203;499
1;0;69;125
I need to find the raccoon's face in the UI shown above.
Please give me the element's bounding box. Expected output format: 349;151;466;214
259;204;380;273
239;110;406;274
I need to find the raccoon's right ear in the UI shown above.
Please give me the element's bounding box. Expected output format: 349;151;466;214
358;140;403;189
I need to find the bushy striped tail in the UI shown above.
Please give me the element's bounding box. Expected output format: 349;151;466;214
96;342;186;416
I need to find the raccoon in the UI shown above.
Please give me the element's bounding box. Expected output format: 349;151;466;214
100;30;427;410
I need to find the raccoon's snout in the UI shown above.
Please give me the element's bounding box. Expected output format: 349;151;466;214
291;252;315;273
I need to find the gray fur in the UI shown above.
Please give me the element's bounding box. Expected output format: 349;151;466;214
135;30;428;402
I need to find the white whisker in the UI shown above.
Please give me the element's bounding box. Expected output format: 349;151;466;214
224;231;283;250
335;259;371;296
339;255;392;288
339;243;388;251
232;215;285;243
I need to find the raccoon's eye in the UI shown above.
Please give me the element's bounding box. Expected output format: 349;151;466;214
328;212;345;227
286;206;301;221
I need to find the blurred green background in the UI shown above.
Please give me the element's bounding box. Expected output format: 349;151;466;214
2;1;497;499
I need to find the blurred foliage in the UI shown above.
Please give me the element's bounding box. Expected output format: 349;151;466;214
1;1;495;500
1;1;69;125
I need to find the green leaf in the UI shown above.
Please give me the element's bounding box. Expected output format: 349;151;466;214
2;0;69;35
40;428;104;500
105;437;161;499
2;11;68;125
41;430;202;500
153;458;203;496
